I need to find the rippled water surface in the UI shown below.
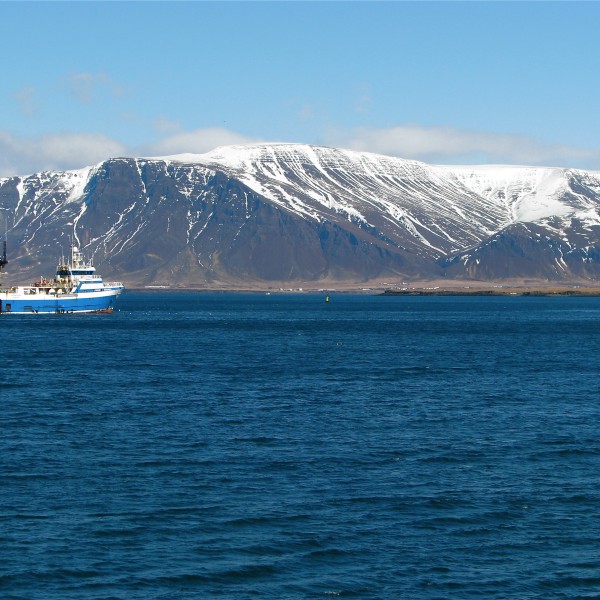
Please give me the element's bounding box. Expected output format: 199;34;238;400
2;292;600;599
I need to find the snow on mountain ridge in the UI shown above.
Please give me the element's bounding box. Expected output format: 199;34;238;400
156;143;438;179
146;144;510;255
439;163;600;224
153;144;589;229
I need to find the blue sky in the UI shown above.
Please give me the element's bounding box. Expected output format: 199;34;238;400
1;1;599;176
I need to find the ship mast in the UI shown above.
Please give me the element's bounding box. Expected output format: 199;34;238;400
0;220;7;284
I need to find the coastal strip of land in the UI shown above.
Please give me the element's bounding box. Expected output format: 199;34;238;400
380;288;600;297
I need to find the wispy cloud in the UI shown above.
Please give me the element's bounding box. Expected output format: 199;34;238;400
152;116;182;135
298;104;314;121
13;85;39;117
66;72;125;104
0;131;126;177
354;83;372;114
326;124;600;170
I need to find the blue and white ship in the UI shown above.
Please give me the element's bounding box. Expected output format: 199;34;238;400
0;242;124;314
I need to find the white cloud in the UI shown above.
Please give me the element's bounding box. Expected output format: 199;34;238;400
138;127;263;157
0;127;260;177
326;124;600;170
0;131;126;177
2;123;598;179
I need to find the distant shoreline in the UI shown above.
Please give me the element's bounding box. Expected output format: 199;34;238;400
124;285;600;297
380;289;600;297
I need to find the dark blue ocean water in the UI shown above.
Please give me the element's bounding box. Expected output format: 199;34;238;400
2;292;600;599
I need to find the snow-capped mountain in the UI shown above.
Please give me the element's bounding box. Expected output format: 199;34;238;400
1;143;600;286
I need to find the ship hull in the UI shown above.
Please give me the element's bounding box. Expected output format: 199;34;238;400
0;290;121;314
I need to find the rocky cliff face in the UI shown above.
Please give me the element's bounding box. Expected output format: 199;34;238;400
1;144;600;286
